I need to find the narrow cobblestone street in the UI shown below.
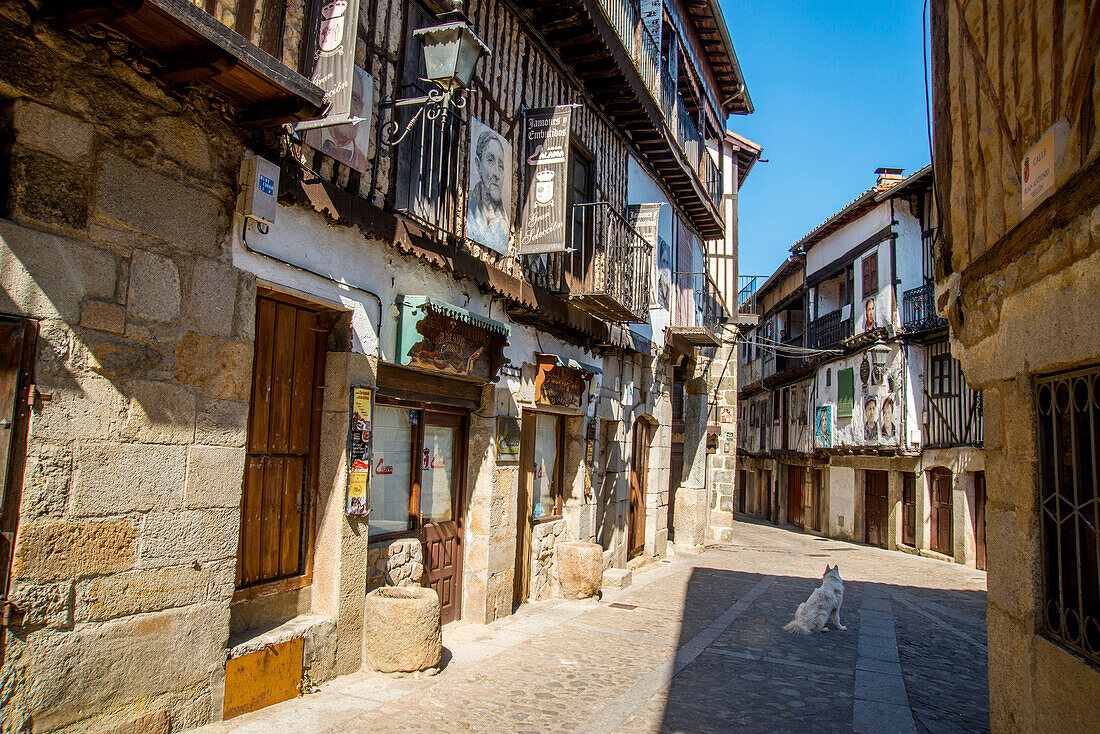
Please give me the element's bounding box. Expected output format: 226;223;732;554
196;520;988;734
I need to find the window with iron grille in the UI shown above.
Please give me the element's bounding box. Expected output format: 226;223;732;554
1036;365;1100;666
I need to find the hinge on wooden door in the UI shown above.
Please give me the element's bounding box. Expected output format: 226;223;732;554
0;601;23;627
27;385;52;411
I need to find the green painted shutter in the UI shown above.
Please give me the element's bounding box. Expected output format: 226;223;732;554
838;368;854;419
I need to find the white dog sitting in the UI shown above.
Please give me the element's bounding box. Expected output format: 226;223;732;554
783;564;847;634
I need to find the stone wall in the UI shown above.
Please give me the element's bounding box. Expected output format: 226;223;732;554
0;4;250;731
367;538;425;590
528;519;566;601
932;1;1100;729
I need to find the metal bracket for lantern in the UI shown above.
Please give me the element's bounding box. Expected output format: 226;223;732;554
379;1;490;146
869;339;891;383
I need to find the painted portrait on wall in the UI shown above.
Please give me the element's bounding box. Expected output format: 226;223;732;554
657;236;672;310
864;297;877;332
881;395;897;440
815;405;832;448
304;66;374;172
864;395;879;441
466;118;513;255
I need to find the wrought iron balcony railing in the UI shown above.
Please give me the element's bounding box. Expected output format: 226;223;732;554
701;152;721;204
902;282;948;332
809;310;852;350
597;0;662;106
545;202;653;323
738;275;763;315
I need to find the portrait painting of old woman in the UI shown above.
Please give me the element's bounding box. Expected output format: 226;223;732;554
466;119;512;254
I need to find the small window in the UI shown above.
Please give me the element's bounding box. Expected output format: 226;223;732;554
862;251;879;297
1036;366;1100;665
930;350;955;397
772;390;780;424
826;368;832;387
370;406;417;535
530;412;564;520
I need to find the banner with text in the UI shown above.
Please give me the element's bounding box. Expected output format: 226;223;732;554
519;105;573;254
295;0;362;131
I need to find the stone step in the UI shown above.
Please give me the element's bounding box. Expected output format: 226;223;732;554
601;567;632;590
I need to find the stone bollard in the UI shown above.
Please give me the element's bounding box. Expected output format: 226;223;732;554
555;541;604;599
364;586;442;674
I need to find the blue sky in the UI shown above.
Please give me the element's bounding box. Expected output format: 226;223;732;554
722;0;933;279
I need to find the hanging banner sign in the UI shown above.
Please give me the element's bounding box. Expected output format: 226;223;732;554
295;0;363;131
518;105;574;254
626;203;661;247
346;385;373;516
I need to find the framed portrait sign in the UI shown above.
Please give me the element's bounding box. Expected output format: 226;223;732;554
467;119;512;255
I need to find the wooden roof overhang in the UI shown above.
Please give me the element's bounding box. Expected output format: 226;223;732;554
512;0;725;239
43;0;326;126
681;0;752;115
278;161;652;356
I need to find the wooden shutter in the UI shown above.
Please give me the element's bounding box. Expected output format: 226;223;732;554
237;295;327;590
838;368;854;419
674;218;693;326
861;251;879;297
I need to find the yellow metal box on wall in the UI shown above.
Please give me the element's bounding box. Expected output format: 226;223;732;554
223;637;304;719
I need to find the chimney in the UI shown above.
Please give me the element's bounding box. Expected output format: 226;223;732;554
875;166;905;190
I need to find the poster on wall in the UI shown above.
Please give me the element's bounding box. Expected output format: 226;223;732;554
303;66;374;172
863;297;877;333
296;0;363;131
863;395;879;441
815;405;832;448
880;394;897;441
496;416;521;461
656;237;672;310
466;119;513;255
518;105;573;254
346;385;373;516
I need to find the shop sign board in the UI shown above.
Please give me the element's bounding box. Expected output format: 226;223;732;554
519;105;573;254
535;360;589;409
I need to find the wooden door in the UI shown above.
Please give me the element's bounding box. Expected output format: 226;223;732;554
810;469;822;532
902;473;916;546
0;316;35;653
786;465;804;527
974;471;986;571
668;445;683;542
237;294;327;590
930;468;954;555
628;420;650;559
864;470;888;548
419;411;465;624
761;470;772;521
513;412;536;607
737;470;747;514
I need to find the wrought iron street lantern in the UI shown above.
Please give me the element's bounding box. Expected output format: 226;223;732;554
869;339;891;382
380;0;490;145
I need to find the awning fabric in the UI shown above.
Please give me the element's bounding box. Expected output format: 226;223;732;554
397;295;510;336
537;353;602;375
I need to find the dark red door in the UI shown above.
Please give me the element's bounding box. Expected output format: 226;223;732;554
418;411;465;624
930;468;954;555
864;470;889;548
786;465;804;527
974;471;986;570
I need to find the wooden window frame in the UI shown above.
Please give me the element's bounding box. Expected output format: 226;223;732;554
930;349;956;397
368;396;469;543
529;410;566;523
233;291;330;603
861;251;879;298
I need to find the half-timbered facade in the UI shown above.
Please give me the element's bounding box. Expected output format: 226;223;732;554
736;167;986;568
0;0;752;728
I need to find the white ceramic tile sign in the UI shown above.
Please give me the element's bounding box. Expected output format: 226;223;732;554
1021;120;1067;211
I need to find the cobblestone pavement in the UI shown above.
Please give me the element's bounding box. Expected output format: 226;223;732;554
196;520;989;734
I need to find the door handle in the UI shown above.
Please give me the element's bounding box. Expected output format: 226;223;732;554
0;419;10;429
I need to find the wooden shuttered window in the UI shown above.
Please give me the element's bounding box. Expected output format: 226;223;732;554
861;251;879;297
236;294;328;591
837;368;854;419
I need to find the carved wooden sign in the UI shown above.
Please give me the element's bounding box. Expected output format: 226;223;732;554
407;309;490;380
533;354;591;409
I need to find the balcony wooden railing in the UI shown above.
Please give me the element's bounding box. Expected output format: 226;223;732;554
902;282;948;332
809;310;852;350
545;202;653;323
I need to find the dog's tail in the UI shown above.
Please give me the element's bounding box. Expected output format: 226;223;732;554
783;619;811;635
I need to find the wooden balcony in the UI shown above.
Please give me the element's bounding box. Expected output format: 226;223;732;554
43;0;325;125
809;310;852;350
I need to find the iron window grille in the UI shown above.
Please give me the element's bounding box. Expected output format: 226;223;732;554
1036;365;1100;666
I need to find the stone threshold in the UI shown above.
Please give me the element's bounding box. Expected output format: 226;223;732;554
228;614;335;660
